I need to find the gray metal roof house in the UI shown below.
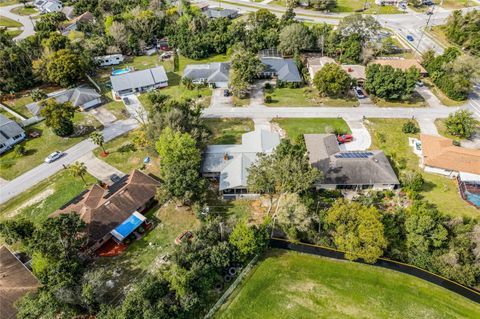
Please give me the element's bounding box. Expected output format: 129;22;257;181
260;57;303;83
183;62;230;88
202;129;281;199
304;134;399;190
110;66;168;97
0;115;26;155
204;8;238;19
26;86;102;116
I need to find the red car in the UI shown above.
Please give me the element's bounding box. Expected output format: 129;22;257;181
337;134;353;144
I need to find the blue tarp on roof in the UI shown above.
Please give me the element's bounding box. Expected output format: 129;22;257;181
111;211;146;241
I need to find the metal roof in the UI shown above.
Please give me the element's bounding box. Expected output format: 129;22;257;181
0;115;25;144
110;66;168;92
260;58;302;82
183;62;230;83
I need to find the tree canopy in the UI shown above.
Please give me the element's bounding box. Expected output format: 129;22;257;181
40;99;77;136
313;63;352;97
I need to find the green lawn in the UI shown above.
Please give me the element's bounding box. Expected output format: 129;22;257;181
0;0;17;6
366;118;477;218
204;118;254;144
216;250;480;319
0;15;22;27
11;6;37;15
334;0;402;13
102;99;129;120
371;92;427;108
423;79;465;107
0;113;102;180
273;118;351;141
3;95;33;118
265;87;358;107
0;170;95;224
434;0;475;9
92;130;160;176
6;29;21;37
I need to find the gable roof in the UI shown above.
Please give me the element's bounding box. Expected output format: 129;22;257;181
50;170;160;245
204;8;238;18
371;59;427;74
110;66;168;92
202;130;281;190
421;134;480;175
305;134;399;186
26;86;101;116
260;57;302;82
183;62;230;83
0;115;24;144
0;246;40;319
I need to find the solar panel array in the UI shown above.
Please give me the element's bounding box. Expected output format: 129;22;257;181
334;152;374;159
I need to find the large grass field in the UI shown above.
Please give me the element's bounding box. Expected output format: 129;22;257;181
217;250;480;319
0;170;95;224
265;87;358;107
272;118;351;141
0;113;102;180
366;118;478;218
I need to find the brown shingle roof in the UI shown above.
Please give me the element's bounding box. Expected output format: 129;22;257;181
421;134;480;175
371;59;427;74
50;170;160;245
0;246;40;319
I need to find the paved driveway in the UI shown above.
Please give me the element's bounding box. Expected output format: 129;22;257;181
210;88;232;108
78;152;125;185
123;94;148;124
339;119;371;151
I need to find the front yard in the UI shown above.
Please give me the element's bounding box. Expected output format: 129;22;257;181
371;92;427;108
0;112;102;180
366;118;478;218
204;118;254;144
273;118;351;141
265;86;358;107
216;250;480;319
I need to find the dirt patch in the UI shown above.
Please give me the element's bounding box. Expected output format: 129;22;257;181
6;187;54;218
271;121;286;138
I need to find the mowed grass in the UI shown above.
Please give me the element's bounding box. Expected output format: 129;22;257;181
11;6;37;15
265;87;358;107
0;170;95;224
335;0;402;13
216;250;480;319
92;130;160;176
273;118;351;140
0;113;102;180
366;118;477;218
204;118;254;144
0;15;22;27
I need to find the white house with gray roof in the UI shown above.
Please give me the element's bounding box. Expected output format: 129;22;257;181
201;129;281;199
260;57;303;83
183;62;230;88
110;66;168;98
203;7;238;19
0;115;26;155
304;134;399;190
26;86;102;116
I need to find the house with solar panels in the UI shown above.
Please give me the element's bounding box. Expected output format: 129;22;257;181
304;134;399;190
49;170;160;255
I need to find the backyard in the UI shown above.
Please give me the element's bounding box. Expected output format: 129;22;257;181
0;112;102;180
0;170;95;224
265;86;358;107
216;250;480;319
273;118;351;141
371;92;427;108
366;118;478;218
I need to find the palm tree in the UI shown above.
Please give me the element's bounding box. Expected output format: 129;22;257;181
69;161;88;185
90;131;106;154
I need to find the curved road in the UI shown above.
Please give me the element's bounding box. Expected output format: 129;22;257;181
0;3;37;40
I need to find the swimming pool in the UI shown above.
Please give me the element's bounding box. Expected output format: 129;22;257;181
112;68;131;76
465;191;480;208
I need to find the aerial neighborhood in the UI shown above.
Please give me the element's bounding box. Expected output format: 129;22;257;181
1;0;480;318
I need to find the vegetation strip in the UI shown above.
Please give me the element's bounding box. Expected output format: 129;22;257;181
270;238;480;303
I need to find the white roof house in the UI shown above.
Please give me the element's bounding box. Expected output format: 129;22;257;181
201;130;281;197
110;66;168;97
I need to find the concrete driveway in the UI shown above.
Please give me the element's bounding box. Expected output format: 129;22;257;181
87;107;117;126
123;94;148;124
339;119;371;151
0;3;37;40
78;152;125;185
210;88;232;108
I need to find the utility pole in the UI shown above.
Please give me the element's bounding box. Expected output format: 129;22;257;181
415;4;435;54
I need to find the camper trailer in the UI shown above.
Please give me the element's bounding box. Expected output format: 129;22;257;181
95;54;124;67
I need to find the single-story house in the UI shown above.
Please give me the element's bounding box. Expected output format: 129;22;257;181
260;57;303;83
95;54;124;67
49;170;160;253
204;7;239;19
26;86;102;116
202;129;281;199
371;58;428;76
193;2;210;11
305;134;399;190
375;0;407;6
0;115;26;155
110;66;168;98
417;134;480;179
35;0;63;14
60;11;94;35
0;246;40;319
183;62;230;88
341;65;366;85
306;56;336;80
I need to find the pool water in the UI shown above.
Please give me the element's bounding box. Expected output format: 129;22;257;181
465;191;480;208
112;68;130;76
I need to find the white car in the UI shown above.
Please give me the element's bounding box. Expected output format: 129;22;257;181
354;87;365;99
45;151;63;163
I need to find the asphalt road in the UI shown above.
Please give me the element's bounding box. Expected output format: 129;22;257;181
0;119;139;205
0;3;37;40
